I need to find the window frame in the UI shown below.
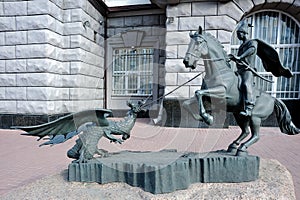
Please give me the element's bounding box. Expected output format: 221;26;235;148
112;47;155;97
106;31;160;110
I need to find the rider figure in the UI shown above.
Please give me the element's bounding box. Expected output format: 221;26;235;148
229;21;258;117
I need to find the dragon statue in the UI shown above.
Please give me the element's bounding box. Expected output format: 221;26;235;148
15;101;145;163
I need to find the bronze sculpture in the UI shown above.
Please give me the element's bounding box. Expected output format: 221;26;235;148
229;22;258;116
183;26;299;156
16;101;145;163
228;21;292;116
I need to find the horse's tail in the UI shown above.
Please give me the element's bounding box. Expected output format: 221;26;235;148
274;98;300;135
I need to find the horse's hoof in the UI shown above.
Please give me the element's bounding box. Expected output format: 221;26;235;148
227;143;238;154
236;149;248;157
203;113;213;125
227;147;237;155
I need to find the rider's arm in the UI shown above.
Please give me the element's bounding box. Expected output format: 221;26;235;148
229;41;258;61
238;40;258;60
238;46;256;60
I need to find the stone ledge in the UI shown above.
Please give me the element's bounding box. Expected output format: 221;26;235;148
1;158;295;200
68;150;259;194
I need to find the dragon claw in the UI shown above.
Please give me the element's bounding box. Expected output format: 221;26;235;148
115;139;124;144
73;158;88;163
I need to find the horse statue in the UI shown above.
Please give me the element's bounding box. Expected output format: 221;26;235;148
183;26;299;156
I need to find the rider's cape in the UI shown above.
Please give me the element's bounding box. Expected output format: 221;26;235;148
255;39;293;78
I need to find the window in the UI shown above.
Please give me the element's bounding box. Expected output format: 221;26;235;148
112;48;154;96
231;11;300;99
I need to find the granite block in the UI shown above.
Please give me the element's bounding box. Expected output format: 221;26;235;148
68;150;259;194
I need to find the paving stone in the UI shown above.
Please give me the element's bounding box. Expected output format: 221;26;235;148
0;125;300;198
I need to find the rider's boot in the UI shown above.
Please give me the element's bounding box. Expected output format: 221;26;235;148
240;101;254;117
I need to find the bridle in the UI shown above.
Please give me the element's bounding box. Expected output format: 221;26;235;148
186;36;226;62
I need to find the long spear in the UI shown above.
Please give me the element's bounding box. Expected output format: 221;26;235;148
141;71;205;109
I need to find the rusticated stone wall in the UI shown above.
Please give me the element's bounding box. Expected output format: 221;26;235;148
162;0;300;127
164;0;300;99
0;0;299;127
0;0;105;116
165;1;240;99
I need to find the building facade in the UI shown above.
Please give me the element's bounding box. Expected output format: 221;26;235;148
0;0;299;127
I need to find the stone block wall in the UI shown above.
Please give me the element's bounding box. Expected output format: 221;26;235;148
0;0;298;127
165;1;241;99
0;0;105;117
163;0;300;127
164;0;300;100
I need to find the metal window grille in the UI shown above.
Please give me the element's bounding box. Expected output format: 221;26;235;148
112;48;154;96
231;11;300;99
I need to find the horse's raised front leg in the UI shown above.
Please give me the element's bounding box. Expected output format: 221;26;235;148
182;96;203;121
236;116;261;156
195;86;226;125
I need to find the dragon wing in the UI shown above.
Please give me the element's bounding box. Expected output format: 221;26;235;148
13;109;112;146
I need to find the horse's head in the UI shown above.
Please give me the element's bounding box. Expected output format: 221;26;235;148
183;26;208;70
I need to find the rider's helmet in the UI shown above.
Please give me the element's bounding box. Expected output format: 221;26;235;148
237;20;253;34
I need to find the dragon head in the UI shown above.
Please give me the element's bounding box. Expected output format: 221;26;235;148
126;100;147;114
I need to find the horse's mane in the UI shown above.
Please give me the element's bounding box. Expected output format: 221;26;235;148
202;32;231;67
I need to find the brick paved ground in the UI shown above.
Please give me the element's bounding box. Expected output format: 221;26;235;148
0;119;299;198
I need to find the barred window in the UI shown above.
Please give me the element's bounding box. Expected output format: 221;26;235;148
112;48;154;96
231;11;300;99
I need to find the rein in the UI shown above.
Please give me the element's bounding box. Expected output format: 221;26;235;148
186;53;226;62
140;57;226;109
202;58;226;62
187;49;274;83
141;71;205;109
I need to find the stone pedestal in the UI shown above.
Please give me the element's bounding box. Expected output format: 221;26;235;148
2;158;295;200
68;150;259;194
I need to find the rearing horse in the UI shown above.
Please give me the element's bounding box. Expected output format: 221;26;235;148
183;27;299;156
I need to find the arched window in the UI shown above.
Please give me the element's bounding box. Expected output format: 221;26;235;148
231;11;300;99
